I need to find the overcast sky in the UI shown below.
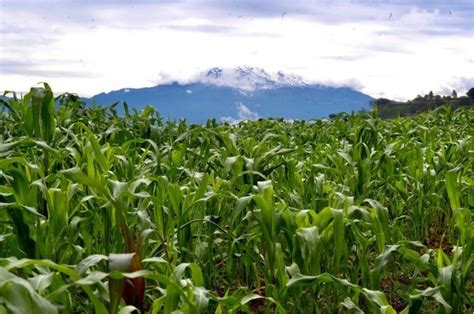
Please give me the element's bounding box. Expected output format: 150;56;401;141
1;0;473;99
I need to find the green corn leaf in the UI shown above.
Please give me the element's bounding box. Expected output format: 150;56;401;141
60;167;108;196
108;253;135;313
296;226;321;275
445;168;461;210
77;255;109;275
0;268;58;314
174;263;204;287
332;209;344;271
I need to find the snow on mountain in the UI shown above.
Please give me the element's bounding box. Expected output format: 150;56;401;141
199;66;307;91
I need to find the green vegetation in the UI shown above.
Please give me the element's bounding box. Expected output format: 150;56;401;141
0;84;473;313
372;88;474;119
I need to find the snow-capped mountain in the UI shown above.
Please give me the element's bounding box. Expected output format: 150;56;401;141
198;66;306;90
89;67;373;123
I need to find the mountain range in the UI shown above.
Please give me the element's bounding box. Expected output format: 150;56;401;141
89;67;373;123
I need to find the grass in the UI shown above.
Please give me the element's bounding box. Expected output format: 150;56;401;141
0;84;473;313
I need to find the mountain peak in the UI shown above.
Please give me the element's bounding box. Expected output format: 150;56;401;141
199;66;306;90
205;67;223;79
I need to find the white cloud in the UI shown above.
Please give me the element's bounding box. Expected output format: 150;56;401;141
197;66;305;91
220;117;240;125
0;1;473;100
438;77;474;96
221;102;259;124
237;102;259;120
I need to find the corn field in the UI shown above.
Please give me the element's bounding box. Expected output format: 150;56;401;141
0;84;473;313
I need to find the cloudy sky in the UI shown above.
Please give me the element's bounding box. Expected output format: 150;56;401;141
0;0;473;99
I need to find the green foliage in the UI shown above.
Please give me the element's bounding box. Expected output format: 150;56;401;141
372;90;474;119
0;86;473;313
467;88;474;100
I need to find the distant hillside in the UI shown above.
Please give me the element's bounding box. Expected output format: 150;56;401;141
88;67;372;123
373;88;474;119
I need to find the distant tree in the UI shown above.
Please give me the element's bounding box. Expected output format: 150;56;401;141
458;96;472;106
467;88;474;99
452;89;457;98
373;98;392;107
428;91;434;99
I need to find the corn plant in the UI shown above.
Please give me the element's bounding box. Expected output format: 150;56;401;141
0;85;472;313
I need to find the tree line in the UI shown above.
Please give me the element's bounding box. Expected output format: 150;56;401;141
372;87;474;119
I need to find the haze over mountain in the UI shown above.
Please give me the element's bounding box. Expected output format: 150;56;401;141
89;67;372;123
